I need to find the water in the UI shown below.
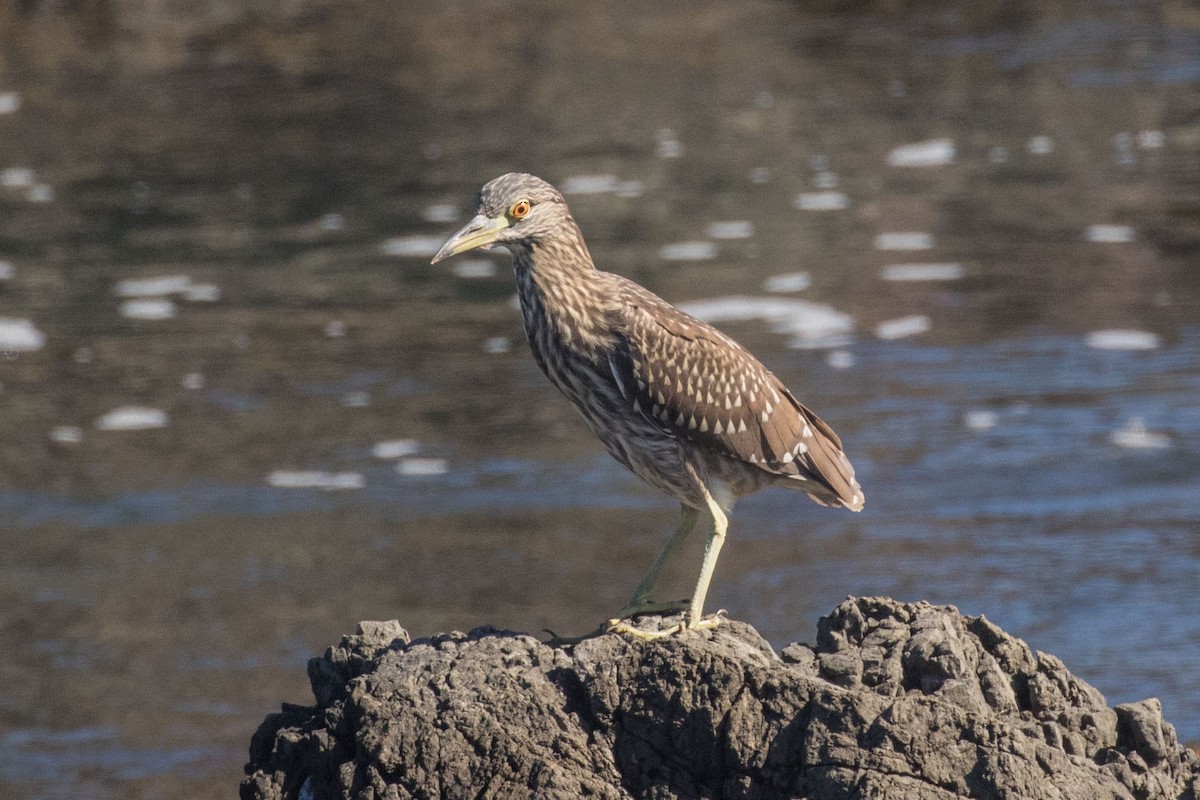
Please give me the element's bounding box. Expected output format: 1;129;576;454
1;2;1198;798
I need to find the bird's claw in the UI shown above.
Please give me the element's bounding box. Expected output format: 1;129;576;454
689;608;728;631
613;597;689;620
604;617;684;640
545;608;728;646
603;608;727;640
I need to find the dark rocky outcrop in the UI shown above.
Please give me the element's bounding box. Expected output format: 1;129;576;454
242;597;1198;799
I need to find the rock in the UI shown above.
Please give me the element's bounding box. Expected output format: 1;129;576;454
242;598;1200;800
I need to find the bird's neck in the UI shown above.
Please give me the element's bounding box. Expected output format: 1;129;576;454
512;230;615;358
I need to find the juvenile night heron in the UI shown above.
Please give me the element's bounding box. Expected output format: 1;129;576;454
433;173;864;635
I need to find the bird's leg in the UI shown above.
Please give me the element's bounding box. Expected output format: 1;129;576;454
685;490;729;629
554;506;701;646
604;489;724;638
613;504;698;620
604;491;729;641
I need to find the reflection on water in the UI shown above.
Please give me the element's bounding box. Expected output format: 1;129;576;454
2;1;1199;797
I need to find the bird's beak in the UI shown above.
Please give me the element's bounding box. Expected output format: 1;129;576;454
431;214;509;264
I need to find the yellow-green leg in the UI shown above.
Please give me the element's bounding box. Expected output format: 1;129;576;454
612;504;698;620
685;489;728;629
606;489;729;639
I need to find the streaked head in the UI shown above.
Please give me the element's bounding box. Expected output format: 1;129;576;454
431;173;570;264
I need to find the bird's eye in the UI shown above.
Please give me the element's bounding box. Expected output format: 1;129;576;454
509;200;531;219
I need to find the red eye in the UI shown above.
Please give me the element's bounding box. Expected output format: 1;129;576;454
510;200;531;219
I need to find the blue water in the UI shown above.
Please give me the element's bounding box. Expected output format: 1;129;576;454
0;727;229;784
2;3;1198;797
3;330;1197;748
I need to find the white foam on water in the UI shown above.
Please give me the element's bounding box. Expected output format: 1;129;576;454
794;191;848;211
396;457;449;477
483;336;511;354
615;179;644;199
763;272;811;293
988;146;1009;164
678;295;855;347
181;372;205;390
1085;224;1135;244
452;259;498;279
963;410;999;431
266;470;365;490
182;283;220;302
49;425;84;444
318;213;345;231
0;261;13;280
0;318;46;351
120;298;177;320
825;349;855;370
749;167;771;185
341;391;371;408
656;129;683;159
1;167;34;188
372;439;421;459
1110;417;1171;450
875;314;931;340
814;171;839;190
324;320;347;338
1113;132;1136;167
1028;135;1054;155
887;137;955;167
881;263;964;282
1085;329;1160;351
561;174;620;195
381;235;444;258
0;91;20;114
706;220;754;240
659;241;717;261
96;406;169;431
1137;130;1166;149
27;184;53;203
114;275;193;297
421;203;460;224
874;232;934;251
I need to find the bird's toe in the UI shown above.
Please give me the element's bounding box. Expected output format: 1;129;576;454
686;608;728;631
614;597;689;620
604;617;686;640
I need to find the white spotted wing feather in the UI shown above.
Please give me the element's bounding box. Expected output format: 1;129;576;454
609;276;864;511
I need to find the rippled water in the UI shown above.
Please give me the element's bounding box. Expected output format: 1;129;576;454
1;2;1198;798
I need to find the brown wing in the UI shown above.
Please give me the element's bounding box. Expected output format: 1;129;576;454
608;277;864;511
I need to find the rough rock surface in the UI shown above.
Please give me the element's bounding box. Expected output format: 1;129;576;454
242;597;1199;799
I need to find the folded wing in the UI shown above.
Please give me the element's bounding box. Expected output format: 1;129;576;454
606;278;864;511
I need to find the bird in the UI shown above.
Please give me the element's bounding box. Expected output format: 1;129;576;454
432;173;863;636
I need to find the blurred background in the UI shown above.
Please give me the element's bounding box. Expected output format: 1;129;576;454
1;0;1198;797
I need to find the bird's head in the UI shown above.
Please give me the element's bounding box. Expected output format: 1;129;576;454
431;173;570;264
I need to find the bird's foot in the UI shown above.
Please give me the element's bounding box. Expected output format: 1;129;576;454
604;608;727;640
613;597;689;620
603;617;684;640
543;607;686;646
545;608;727;646
688;609;727;631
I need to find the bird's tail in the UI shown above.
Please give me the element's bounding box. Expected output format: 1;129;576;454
793;402;865;512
